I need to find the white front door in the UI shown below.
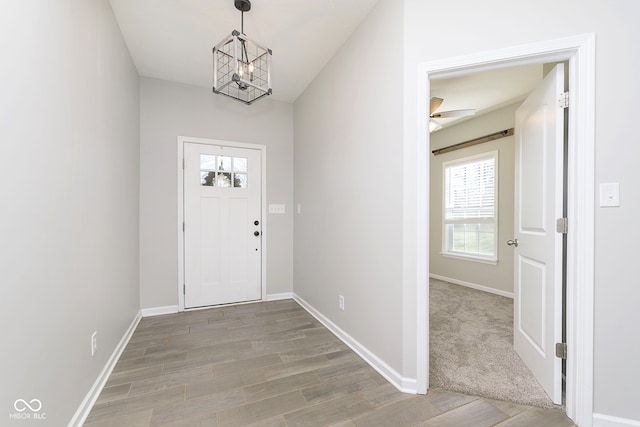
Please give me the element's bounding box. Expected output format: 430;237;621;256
183;142;262;308
513;64;564;404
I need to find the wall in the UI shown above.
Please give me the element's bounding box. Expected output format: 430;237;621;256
139;78;294;309
430;104;518;296
294;0;406;379
403;0;640;422
0;1;140;424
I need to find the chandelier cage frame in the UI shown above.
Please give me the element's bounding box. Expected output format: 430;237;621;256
212;1;272;105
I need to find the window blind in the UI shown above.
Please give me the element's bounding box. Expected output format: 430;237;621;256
445;157;495;221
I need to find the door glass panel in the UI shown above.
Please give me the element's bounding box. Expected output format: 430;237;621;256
200;154;216;170
234;173;247;188
217;172;232;187
201;171;216;186
233;157;248;172
199;154;249;189
218;156;232;171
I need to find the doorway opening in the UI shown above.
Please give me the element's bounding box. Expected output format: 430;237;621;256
428;62;566;409
414;34;596;427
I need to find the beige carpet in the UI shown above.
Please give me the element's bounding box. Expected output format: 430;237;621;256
429;278;559;409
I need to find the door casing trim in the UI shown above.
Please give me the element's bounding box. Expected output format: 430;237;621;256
414;33;595;426
177;136;268;311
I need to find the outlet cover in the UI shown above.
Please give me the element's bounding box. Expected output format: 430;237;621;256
599;183;620;207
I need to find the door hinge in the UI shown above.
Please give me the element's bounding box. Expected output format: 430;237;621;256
182;158;185;169
183;284;186;295
556;217;568;234
183;221;185;232
558;91;569;109
555;342;567;359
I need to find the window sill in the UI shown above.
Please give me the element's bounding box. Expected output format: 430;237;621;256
440;252;498;265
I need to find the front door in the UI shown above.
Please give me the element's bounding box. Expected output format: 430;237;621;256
183;142;262;308
512;64;565;404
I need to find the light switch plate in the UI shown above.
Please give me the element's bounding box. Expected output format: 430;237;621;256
599;183;620;207
269;204;285;214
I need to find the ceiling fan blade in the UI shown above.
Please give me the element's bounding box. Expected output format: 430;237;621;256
429;118;442;132
431;109;476;119
430;97;444;115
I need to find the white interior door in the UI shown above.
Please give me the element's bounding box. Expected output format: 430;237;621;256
513;64;564;404
184;142;262;308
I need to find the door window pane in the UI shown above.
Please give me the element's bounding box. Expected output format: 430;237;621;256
233;157;248;172
201;171;215;186
234;173;247;188
200;154;216;170
217;172;232;187
218;156;232;171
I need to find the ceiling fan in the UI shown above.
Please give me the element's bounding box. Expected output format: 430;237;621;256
429;97;476;132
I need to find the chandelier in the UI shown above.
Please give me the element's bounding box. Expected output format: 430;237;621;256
212;0;272;104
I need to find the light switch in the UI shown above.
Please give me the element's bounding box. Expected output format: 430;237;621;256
268;204;285;214
599;183;620;207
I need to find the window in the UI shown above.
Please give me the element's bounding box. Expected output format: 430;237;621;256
200;155;248;188
442;151;498;262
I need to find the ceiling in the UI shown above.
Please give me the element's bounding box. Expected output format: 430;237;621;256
109;1;543;119
430;64;543;130
108;0;380;103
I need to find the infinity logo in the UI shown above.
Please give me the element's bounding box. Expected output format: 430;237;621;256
13;399;42;412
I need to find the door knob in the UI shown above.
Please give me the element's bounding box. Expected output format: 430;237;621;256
507;239;518;247
254;231;260;236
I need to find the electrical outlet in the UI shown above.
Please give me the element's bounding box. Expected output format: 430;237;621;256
599;183;620;207
339;295;345;311
91;331;97;356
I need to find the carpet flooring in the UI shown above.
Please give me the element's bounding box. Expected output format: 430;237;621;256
429;278;559;409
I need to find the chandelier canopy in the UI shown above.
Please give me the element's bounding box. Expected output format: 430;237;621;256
212;0;272;105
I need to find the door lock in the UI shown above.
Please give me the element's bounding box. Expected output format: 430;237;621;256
506;239;519;247
254;231;260;237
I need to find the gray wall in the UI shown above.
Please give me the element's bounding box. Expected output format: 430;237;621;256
3;0;639;424
430;104;518;296
293;0;405;375
0;1;140;424
403;0;640;421
139;78;294;309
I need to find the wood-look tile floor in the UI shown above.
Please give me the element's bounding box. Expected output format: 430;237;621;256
85;300;576;426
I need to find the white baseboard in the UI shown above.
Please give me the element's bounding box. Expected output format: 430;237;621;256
292;293;416;394
68;310;142;427
429;273;514;299
141;305;179;317
593;414;640;427
267;292;294;301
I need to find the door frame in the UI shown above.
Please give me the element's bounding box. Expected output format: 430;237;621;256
415;34;595;426
177;136;268;311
